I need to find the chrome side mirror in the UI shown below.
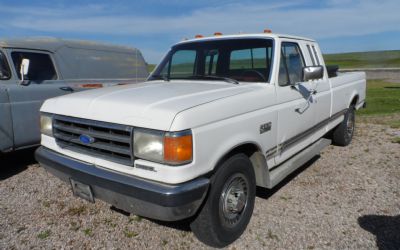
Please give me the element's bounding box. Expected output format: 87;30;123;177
303;66;323;81
20;58;30;83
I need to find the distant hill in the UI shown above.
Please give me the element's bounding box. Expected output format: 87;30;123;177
323;50;400;69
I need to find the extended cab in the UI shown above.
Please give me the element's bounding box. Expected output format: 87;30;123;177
35;33;366;247
0;38;148;153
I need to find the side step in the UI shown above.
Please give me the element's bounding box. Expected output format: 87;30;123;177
268;138;331;188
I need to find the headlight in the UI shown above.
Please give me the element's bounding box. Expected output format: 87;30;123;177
134;129;192;165
40;113;53;137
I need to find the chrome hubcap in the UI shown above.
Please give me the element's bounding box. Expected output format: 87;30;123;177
220;173;248;227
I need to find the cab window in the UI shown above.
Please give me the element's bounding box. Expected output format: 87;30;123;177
11;51;57;81
278;42;305;86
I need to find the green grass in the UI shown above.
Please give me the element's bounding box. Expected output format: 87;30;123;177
357;80;400;116
357;79;400;128
147;64;156;73
324;50;400;69
37;230;51;239
83;228;93;237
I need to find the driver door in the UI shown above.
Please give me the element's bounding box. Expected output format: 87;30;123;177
274;41;316;165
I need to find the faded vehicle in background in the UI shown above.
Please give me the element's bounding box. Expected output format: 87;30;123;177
0;38;148;153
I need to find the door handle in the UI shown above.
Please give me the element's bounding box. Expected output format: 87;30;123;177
60;86;74;92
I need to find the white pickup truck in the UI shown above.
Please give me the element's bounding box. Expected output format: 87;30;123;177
35;33;366;247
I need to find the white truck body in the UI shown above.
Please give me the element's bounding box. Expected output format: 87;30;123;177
36;33;366;247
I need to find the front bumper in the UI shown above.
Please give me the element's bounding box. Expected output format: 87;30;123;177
35;146;209;221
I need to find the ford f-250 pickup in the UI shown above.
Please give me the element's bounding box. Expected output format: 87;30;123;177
0;38;148;153
35;32;366;247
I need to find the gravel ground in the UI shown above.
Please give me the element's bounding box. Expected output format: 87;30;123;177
1;121;399;249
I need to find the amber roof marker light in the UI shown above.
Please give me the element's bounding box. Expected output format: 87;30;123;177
214;32;223;36
263;29;272;33
195;34;204;38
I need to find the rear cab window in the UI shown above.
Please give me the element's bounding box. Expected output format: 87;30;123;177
0;50;11;80
11;51;57;81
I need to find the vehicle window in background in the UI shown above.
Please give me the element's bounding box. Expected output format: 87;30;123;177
0;51;11;80
278;42;305;85
205;49;218;75
11;52;57;81
306;45;316;65
169;50;197;78
57;47;148;79
312;46;321;65
150;38;274;83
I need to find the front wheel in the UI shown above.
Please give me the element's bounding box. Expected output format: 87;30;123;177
190;154;256;247
332;106;355;146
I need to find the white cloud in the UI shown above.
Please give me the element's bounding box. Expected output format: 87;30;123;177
1;0;399;62
3;0;399;40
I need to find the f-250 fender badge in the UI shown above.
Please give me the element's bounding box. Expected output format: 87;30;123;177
260;122;272;134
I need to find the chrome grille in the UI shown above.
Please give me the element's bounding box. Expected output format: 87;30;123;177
53;115;134;166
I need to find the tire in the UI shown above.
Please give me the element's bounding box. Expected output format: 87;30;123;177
190;154;256;247
332;106;355;146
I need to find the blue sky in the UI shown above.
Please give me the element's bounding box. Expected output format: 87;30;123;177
0;0;399;63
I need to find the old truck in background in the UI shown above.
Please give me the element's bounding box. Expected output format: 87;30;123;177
0;38;148;153
35;33;366;247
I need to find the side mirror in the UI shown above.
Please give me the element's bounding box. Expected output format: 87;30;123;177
20;58;30;83
303;66;323;81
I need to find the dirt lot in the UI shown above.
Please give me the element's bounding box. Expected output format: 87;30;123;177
1;121;399;249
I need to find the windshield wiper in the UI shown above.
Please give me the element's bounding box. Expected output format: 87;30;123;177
191;75;239;85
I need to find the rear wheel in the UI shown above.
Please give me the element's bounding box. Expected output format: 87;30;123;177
332;106;355;146
190;154;256;247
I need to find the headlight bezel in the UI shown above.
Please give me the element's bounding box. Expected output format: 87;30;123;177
40;113;53;137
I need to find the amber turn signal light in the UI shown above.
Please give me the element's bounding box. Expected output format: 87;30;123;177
164;134;193;164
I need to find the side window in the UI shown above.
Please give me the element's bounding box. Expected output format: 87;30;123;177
278;42;305;86
311;46;321;65
11;52;57;81
0;51;11;80
169;50;197;78
205;49;219;75
306;45;316;65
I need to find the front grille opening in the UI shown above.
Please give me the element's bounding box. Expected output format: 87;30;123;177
53;116;134;166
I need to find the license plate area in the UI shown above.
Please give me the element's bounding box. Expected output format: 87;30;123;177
70;179;94;203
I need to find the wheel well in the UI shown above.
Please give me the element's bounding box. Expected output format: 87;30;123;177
350;95;359;107
216;143;260;168
211;143;268;187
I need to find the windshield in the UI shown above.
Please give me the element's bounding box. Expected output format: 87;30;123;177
149;38;274;83
0;50;11;80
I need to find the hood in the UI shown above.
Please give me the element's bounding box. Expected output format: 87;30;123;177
41;80;254;131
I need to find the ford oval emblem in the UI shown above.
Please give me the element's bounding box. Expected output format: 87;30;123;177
79;134;95;144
